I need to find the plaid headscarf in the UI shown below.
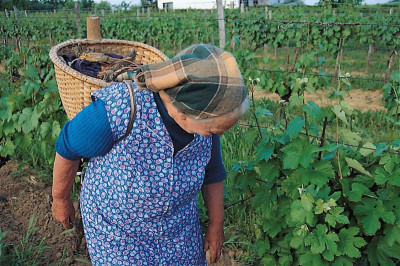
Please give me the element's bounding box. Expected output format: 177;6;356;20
132;44;248;119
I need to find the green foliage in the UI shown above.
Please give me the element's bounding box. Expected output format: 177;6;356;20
0;47;68;178
95;1;112;10
229;90;400;264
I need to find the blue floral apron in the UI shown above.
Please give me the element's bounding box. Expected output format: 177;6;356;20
80;83;212;265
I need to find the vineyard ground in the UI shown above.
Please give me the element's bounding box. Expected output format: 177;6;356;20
0;161;242;265
253;88;384;112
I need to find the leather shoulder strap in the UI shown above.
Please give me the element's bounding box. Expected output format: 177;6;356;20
114;80;136;143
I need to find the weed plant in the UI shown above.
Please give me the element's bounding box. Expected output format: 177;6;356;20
0;216;49;266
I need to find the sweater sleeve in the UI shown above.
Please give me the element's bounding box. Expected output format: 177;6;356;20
203;135;227;184
55;99;114;160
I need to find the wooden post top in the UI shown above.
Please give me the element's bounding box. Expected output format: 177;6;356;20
87;16;101;40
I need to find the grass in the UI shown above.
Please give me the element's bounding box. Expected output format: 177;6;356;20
0;215;50;266
255;45;396;91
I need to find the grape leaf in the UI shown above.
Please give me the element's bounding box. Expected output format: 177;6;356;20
303;100;323;121
368;236;400;266
281;139;317;169
299;252;326;266
304;224;339;260
337;227;367;258
345;157;371;177
374;167;400;187
332;105;349;126
299;160;335;187
340;129;361;149
289;195;316;226
284;116;305;140
325;207;350;227
354;199;395;235
384;225;400;247
331;256;355;266
261;255;275;266
347;183;371;202
315;198;337;215
18;107;40;134
360;142;376;157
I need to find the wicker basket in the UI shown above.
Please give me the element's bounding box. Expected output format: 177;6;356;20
49;39;169;119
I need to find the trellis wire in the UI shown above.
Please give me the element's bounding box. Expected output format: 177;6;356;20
247;68;389;83
5;13;400;29
236;122;400;156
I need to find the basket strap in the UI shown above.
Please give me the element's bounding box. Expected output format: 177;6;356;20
115;80;137;144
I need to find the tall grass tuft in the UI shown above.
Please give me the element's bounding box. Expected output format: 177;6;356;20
0;215;49;266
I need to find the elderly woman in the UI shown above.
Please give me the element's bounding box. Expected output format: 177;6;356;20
52;44;249;265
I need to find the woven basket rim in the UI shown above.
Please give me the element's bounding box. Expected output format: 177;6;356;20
49;38;169;86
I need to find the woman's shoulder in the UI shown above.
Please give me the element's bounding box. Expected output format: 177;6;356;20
92;82;129;101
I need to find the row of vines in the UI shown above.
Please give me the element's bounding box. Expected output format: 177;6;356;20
1;5;400;265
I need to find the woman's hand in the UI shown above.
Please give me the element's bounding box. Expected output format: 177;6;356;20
201;181;225;263
204;222;225;263
52;153;80;229
52;197;75;229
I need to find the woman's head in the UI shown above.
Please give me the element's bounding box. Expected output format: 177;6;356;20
159;90;249;137
134;44;248;120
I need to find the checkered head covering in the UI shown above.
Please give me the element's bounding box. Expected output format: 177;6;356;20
133;44;248;119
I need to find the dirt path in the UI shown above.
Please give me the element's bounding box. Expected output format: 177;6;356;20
0;161;89;265
253;89;385;113
0;161;240;265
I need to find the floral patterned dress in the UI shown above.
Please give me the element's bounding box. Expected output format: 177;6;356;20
80;83;212;265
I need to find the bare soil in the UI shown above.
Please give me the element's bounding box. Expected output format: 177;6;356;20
0;161;241;265
253;89;385;113
0;161;89;265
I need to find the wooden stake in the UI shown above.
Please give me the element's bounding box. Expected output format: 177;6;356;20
333;38;343;87
385;48;397;83
12;6;19;22
286;39;290;66
87;17;101;40
5;9;9;19
366;44;373;73
217;0;225;48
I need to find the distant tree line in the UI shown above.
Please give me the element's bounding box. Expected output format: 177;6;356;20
0;0;157;11
0;0;95;11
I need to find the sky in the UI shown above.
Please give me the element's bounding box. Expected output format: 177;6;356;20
94;0;392;7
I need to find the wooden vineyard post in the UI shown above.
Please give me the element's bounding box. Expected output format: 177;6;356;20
87;17;101;40
385;48;397;84
5;9;9;19
137;8;140;19
264;7;269;54
217;0;225;49
75;3;81;38
333;38;343;87
24;10;27;17
12;6;19;22
366;44;374;73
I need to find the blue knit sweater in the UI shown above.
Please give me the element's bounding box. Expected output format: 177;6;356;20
56;92;226;184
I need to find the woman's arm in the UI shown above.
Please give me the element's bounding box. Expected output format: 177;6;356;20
202;181;225;263
51;153;80;229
